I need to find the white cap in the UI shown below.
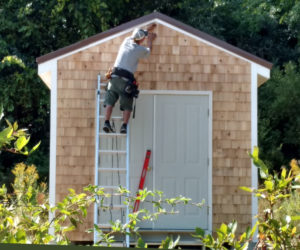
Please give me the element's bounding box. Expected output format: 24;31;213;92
131;28;148;41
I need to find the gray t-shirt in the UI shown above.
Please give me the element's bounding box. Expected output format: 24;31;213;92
114;37;150;74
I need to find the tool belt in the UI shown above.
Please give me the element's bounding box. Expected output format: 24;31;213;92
112;67;139;98
112;67;135;82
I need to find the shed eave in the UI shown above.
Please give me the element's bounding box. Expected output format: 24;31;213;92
38;59;58;89
255;63;270;87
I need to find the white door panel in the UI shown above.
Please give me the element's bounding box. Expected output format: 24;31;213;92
130;94;209;230
154;95;209;229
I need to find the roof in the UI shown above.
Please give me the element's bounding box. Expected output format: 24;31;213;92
36;12;272;69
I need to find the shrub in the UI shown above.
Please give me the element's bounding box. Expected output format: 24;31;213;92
0;162;203;246
0;163;94;244
194;147;300;249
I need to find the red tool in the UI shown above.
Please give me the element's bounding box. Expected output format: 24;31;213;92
133;150;151;212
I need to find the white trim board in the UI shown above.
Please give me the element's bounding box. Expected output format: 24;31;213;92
251;63;259;240
47;60;57;236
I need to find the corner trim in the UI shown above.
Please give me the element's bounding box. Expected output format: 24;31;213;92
251;63;259;239
48;60;57;235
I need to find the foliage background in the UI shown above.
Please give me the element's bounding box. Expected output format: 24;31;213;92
1;0;300;184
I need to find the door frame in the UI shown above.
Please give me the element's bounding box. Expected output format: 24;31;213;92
138;90;213;233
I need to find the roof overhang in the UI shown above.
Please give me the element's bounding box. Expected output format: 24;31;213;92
256;63;270;87
38;59;56;89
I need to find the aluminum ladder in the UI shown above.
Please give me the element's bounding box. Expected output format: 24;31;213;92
94;74;130;246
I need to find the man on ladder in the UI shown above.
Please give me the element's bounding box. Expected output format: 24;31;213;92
103;24;157;134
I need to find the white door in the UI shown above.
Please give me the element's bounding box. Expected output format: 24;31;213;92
130;94;209;230
153;95;209;230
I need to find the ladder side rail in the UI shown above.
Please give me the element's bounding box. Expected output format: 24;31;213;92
125;124;130;247
93;74;101;244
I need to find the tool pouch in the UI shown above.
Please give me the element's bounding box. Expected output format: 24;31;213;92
123;81;139;98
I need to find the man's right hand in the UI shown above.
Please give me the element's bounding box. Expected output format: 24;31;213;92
148;32;157;41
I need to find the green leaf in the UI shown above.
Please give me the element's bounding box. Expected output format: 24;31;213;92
240;232;246;242
15;230;26;242
172;236;180;248
70;217;78;227
194;227;205;237
264;180;274;191
206;234;214;245
15;136;30;151
80;206;87;217
159;236;170;248
281;167;287;179
0;127;13;139
241;242;249;250
259;168;268;179
7;217;14;225
291;216;300;221
252;146;259;159
5;119;12;128
60;209;71;215
229;220;237;233
219;223;228;235
136;237;147;248
250;147;269;178
13;121;18;131
62;225;75;233
249;222;258;239
29;140;41;154
240;186;253;193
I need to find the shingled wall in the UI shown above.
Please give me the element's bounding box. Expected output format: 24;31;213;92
56;23;252;241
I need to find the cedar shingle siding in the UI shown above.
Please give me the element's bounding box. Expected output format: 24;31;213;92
55;23;253;241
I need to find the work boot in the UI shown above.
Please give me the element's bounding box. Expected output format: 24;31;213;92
120;123;127;134
103;120;114;133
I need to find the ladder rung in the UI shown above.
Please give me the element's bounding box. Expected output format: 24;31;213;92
99;132;126;137
98;224;112;229
100;83;107;86
100;204;127;210
99;168;127;172
99;115;123;120
98;185;120;190
99;150;127;154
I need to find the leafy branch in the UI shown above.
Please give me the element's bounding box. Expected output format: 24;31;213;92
0;104;40;155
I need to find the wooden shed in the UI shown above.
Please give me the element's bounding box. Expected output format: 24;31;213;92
37;12;272;244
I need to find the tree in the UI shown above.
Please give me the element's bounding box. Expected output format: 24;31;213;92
0;101;41;187
258;61;300;172
0;55;49;185
179;0;300;66
1;0;300;178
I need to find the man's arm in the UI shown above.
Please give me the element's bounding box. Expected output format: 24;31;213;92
147;32;157;50
145;23;157;50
